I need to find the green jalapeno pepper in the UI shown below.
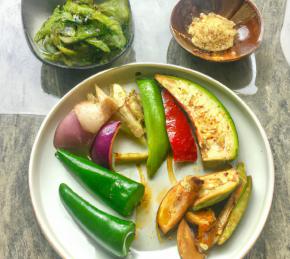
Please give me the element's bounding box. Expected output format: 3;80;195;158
59;183;135;257
56;149;144;216
136;78;170;177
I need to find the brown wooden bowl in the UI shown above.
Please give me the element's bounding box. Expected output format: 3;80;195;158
170;0;263;62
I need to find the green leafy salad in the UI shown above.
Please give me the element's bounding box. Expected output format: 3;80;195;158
34;0;130;66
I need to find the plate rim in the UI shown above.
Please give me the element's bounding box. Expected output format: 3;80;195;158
29;62;274;259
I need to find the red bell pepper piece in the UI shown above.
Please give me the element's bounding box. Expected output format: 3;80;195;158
162;89;197;162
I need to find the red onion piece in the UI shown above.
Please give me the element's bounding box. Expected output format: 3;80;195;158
90;121;121;169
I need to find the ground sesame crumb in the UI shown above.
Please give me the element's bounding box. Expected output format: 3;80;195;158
188;12;237;52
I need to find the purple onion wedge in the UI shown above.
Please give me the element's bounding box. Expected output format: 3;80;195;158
53;111;94;154
90;121;121;169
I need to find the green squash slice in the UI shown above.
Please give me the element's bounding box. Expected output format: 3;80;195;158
193;168;240;211
214;163;248;239
217;176;252;245
155;74;239;167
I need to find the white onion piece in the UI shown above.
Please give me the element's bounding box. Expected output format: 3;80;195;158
74;98;118;134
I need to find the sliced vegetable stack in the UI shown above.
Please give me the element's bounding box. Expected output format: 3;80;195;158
34;0;131;66
156;163;252;257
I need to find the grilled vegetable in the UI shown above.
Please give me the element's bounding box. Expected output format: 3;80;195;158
127;90;144;122
34;0;129;66
157;176;203;234
56;149;144;216
193;168;240;211
155;74;239;167
186;210;217;251
114;152;148;164
218;176;252;245
53;111;94;153
215;163;248;238
197;225;217;252
59;183;135;257
90;120;121;169
166;154;178;185
54;86;118;153
137;78;170;177
76;86;118;134
162;89;198;162
186;210;216;231
110;84;145;142
177;219;205;259
191;164;249;250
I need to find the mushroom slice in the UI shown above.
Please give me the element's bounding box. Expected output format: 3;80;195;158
177;219;205;259
157;176;203;234
186;209;217;252
186;209;216;231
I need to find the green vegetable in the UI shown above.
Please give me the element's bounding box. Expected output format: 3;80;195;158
110;84;145;142
97;0;130;25
218;176;252;245
235;162;248;198
214;163;248;239
63;1;126;48
193;168;240;211
59;183;135;257
136;78;170;177
56;149;144;216
34;0;129;66
114;152;148;164
59;22;104;44
85;38;111;52
34;6;69;42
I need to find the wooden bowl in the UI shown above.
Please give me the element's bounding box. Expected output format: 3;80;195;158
170;0;263;62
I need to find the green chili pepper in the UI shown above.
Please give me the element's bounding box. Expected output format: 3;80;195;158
56;149;144;216
59;183;135;257
136;78;170;177
218;176;252;245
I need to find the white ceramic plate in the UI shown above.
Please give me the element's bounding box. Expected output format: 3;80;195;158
29;63;274;259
